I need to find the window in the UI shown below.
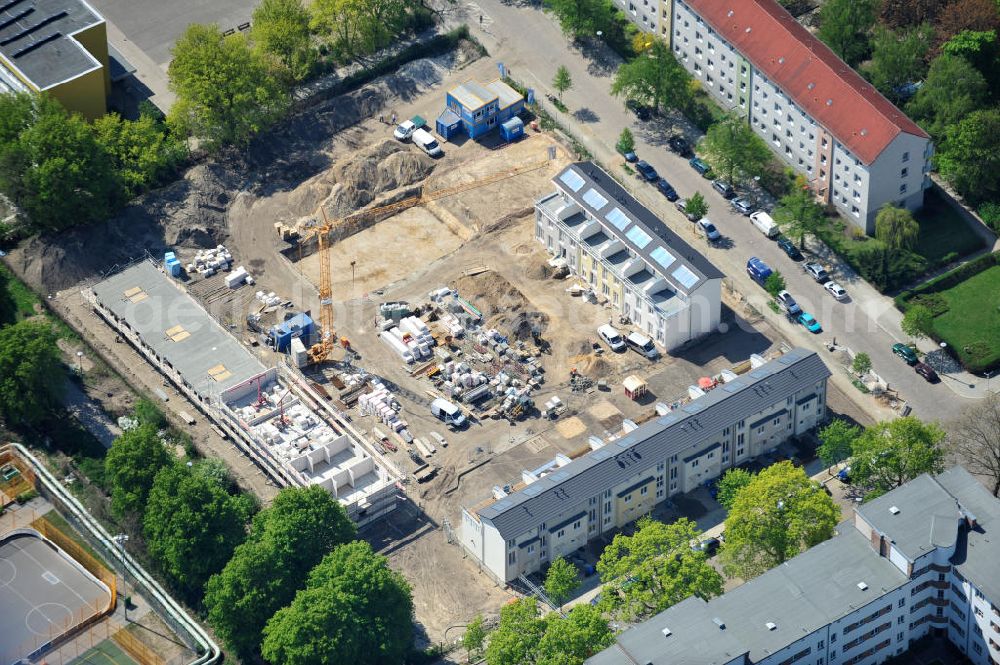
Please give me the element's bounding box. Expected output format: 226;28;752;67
901;167;908;178
902;151;909;163
900;184;908;194
624;495;632;504
557;529;565;538
640;486;648;496
509;551;516;564
898;598;906;608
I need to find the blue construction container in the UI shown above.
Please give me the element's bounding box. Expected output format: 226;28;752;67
270;312;315;352
165;257;181;277
500;117;524;142
435;108;463;141
444;78;524;139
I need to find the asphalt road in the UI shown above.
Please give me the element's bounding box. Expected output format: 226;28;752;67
454;0;980;421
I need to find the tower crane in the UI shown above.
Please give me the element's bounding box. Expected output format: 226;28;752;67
299;156;552;364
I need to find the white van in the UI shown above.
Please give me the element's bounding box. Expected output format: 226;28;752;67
749;211;780;239
626;332;659;359
598;324;626;352
430;398;466;428
412;128;443;158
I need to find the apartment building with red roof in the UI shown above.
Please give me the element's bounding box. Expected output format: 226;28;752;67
621;0;934;233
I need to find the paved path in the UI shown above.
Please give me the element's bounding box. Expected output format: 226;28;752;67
446;0;992;420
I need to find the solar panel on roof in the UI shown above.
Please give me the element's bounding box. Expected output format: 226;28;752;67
649;246;676;270
777;354;796;365
683;402;704;414
559;169;585;192
591;449;613;461
750;368;772;379
723;382;742;393
605;206;630;230
549;470;569;482
493;499;513;511
523;485;544;497
625;225;652;248
671;264;700;289
583;188;609;210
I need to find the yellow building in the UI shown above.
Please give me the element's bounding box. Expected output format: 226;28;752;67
0;0;109;120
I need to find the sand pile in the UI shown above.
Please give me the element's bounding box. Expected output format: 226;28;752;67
451;270;529;316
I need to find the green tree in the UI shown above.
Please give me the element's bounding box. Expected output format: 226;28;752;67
764;271;786;299
875;205;920;250
901;304;934;340
716;467;754;510
849;417;946;498
144;464;251;601
699;115;772;186
773;176;827;248
252;0;315;81
611;39;692;114
543;0;615;39
544;557;580;610
485;598;545;665
934;0;1000;45
818;0;878;67
937;108;1000;202
132;397;167;429
104;425;171;518
721;462;839;580
0;94;122;231
0;320;64;426
92;111;186;198
817;419;862;470
463;614;487;663
553;65;574;102
865;24;933;103
685;192;709;220
205;485;356;657
310;0;408;60
262;541;412;665
940;30;1000;91
906;53;989;140
852;352;873;376
536;604;614;665
616;127;635;155
168;24;289;149
596;516;723;621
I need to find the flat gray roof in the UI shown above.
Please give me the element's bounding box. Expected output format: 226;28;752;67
589;526;908;665
475;348;830;540
90;260;266;395
0;0;103;90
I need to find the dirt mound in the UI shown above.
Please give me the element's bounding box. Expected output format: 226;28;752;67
450;270;529;316
525;263;553;280
328;140;435;194
570;353;613;378
490;310;549;341
322;182;375;219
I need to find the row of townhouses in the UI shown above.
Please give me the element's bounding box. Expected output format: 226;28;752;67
535;162;723;350
611;0;933;233
461;347;830;583
588;466;1000;665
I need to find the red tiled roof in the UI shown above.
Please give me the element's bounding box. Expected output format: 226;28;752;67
685;0;930;165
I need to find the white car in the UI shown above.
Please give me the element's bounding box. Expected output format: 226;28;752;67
598;324;627;352
775;290;801;315
824;281;848;300
393;120;417;141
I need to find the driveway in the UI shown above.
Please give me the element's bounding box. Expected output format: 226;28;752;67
449;0;982;421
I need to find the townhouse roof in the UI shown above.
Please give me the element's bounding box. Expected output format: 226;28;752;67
552;162;724;295
0;0;103;90
89;260;267;394
685;0;929;165
588;526;909;665
475;348;830;539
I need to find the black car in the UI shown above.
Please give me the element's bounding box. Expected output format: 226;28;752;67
777;236;804;261
712;179;735;199
668;134;691;156
636;160;659;182
656;178;679;201
626;99;652;121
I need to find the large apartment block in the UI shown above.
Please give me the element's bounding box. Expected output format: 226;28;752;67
624;0;933;234
461;348;830;583
536;162;723;350
588;466;1000;665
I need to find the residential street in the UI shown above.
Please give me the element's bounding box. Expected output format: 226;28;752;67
449;0;990;422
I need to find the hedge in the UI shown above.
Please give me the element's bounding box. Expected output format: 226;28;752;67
894;250;1000;311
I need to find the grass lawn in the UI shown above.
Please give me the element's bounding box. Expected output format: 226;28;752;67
0;263;41;323
930;265;1000;372
911;188;984;263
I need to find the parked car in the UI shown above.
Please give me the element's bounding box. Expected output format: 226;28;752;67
775;290;801;315
626;99;652;120
675;199;700;221
598;324;627;352
698;218;721;241
412;128;443;157
838;466;851;483
803;261;829;283
749;211;781;239
712;179;735;199
689;157;712;176
617;143;638;162
430;398;467;429
626;332;659;359
636;160;659;182
699;537;721;556
824;281;848;301
746;257;773;284
777;236;804;261
668;134;691;156
731;197;754;215
797;312;822;333
914;362;940;383
892;342;918;365
656;178;679;201
393;115;425;141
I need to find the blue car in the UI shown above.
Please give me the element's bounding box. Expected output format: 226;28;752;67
636;160;659;181
656;178;678;201
797;312;822;333
746;257;773;285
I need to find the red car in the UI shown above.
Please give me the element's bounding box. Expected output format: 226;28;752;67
914;362;939;383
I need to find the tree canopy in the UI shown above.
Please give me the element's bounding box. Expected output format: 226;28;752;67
880;0;942;29
865;24;933;103
611;39;692;114
205;485;356;657
168;24;290;148
685;192;709;220
875;205;920;250
251;0;316;81
543;0;615;40
143;463;252;601
261;540;413;665
818;0;878;67
948;392;1000;496
936;108;1000;203
849;417;946;499
596;516;723;621
553;65;574;102
721;462;839;580
817;419;862;470
906;53;989;140
934;0;1000;46
104;425;171;518
309;0;409;63
773;176;827;248
699;115;772;186
0;320;64;426
92;110;185;198
901;304;934;340
544;557;580;610
484;599;613;665
716;468;754;510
